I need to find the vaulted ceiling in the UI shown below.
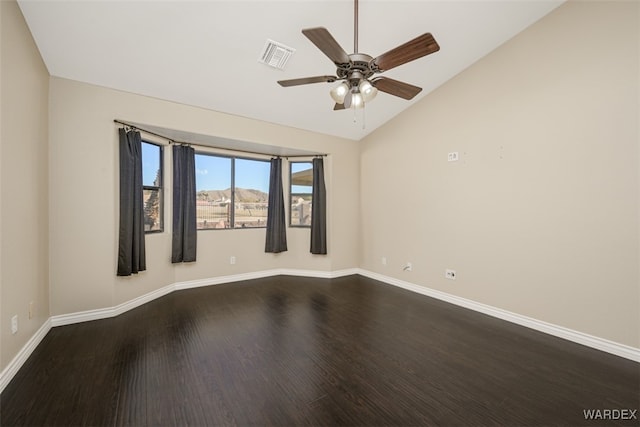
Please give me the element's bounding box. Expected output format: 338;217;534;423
18;0;564;141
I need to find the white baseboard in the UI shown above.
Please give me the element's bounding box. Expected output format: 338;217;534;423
0;318;52;393
281;267;360;279
51;284;175;327
3;267;638;396
357;269;640;363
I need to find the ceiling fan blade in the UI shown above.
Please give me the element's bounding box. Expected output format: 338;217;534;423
302;27;351;65
277;76;337;87
372;33;440;72
371;77;422;100
333;103;346;111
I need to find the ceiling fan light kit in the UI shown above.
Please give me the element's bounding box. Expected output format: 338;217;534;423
277;0;440;112
330;82;350;103
358;80;378;102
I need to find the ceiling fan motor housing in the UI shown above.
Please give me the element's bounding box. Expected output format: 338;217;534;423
336;53;376;86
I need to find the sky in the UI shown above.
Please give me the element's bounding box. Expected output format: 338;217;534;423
142;142;160;186
195;156;271;193
142;142;312;194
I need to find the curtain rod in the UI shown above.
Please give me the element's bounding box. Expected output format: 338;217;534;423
113;119;327;159
114;119;176;143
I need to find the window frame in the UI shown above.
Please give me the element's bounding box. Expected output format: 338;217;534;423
142;140;164;234
289;161;313;228
195;152;270;231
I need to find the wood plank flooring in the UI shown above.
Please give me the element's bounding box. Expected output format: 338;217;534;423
1;275;638;426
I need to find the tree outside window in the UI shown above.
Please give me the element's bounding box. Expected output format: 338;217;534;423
142;141;163;232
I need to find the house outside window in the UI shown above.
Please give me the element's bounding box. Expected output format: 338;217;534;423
290;161;313;227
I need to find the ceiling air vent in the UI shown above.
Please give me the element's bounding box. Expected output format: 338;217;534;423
258;39;295;70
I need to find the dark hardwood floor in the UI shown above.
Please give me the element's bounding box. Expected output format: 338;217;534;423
1;275;638;426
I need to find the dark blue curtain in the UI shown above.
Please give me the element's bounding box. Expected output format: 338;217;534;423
117;128;146;276
265;158;287;253
172;145;197;263
310;157;327;254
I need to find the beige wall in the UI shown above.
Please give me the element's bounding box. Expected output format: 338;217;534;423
48;77;360;316
0;0;50;372
360;0;639;348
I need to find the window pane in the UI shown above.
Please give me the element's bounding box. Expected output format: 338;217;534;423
234;158;270;228
142;141;163;233
142;143;161;186
290;162;312;227
195;155;232;229
143;188;162;231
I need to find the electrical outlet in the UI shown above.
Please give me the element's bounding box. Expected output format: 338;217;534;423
448;152;459;162
404;262;412;272
29;301;35;319
381;257;387;266
230;256;236;265
445;269;456;280
11;315;18;334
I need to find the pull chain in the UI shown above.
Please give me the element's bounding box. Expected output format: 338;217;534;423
351;104;367;130
362;104;366;130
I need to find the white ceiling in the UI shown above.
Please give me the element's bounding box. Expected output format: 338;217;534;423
18;0;564;141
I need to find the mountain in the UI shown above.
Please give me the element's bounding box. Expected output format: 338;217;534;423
197;188;268;203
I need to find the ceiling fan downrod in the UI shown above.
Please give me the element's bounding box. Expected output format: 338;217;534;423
354;0;359;53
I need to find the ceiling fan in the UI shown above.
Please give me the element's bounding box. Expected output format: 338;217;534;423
277;0;440;110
